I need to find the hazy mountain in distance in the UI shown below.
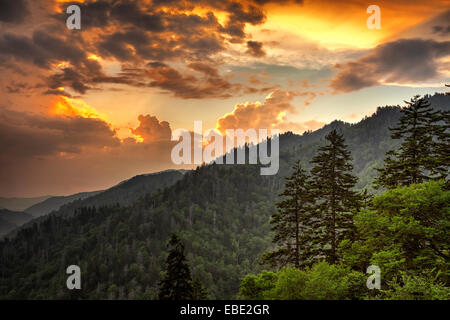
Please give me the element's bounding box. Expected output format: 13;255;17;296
0;196;52;212
25;191;103;218
5;169;187;231
0;209;33;237
54;169;187;217
3;169;187;239
25;170;187;218
0;217;16;238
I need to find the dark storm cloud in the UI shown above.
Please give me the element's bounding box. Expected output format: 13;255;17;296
97;32;141;61
251;0;303;4
110;2;165;32
0;108;120;158
331;38;450;92
0;27;105;94
246;41;266;57
0;30;87;68
146;63;241;99
98;28;177;61
432;25;450;35
1;0;289;99
182;34;224;57
166;11;219;34
5;82;34;94
47;63;104;94
56;0;112;29
217;2;265;39
44;89;73;98
91;74;147;87
188;62;220;77
225;2;265;24
430;10;450;36
51;0;161;30
32;30;87;65
54;0;269;32
147;61;167;68
0;0;29;24
0;33;45;66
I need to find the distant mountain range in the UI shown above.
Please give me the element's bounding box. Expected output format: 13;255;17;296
51;169;187;218
0;209;33;237
0;169;186;238
0;196;52;212
24;191;103;218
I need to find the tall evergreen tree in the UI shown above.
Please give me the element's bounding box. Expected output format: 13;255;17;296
262;161;313;268
192;278;209;300
433;109;450;184
309;130;361;264
376;95;446;188
158;234;194;300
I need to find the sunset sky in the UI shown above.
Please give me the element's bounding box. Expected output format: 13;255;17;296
0;0;449;197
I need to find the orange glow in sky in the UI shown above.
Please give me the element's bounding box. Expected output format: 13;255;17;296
51;96;107;120
261;1;445;49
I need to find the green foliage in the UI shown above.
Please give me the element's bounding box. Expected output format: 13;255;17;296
342;181;449;283
238;270;278;300
239;262;367;300
378;272;450;300
192;278;209;300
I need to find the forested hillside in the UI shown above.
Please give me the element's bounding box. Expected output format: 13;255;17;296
26;169;186;219
4;170;186;240
0;210;33;237
0;93;448;299
25;191;103;218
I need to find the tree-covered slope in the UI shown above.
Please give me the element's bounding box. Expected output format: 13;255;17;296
0;209;33;237
44;169;186;218
25;191;103;218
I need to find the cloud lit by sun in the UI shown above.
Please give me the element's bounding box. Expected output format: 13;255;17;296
259;1;446;49
129;129;145;143
87;53;102;61
51;96;106;120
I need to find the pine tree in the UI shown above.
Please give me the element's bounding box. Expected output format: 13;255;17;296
433;109;450;183
309;130;361;264
376;95;445;189
192;278;209;299
262;161;313;268
158;234;194;300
